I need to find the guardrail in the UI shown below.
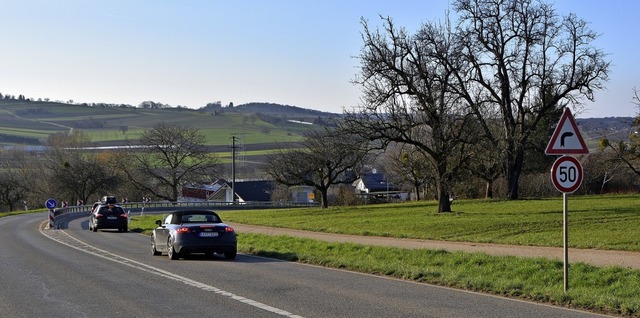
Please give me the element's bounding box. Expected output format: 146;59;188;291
52;200;319;229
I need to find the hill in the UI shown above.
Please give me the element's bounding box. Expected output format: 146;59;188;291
0;99;337;147
1;98;637;148
576;116;637;142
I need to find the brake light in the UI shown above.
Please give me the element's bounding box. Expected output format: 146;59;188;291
95;213;103;219
176;227;190;234
119;213;128;218
224;227;234;232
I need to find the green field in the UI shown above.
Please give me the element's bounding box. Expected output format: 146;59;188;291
215;194;640;251
125;194;640;316
0;100;307;146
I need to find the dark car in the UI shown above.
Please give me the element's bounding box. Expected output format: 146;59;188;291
101;195;117;204
90;202;100;214
88;204;129;232
151;210;237;260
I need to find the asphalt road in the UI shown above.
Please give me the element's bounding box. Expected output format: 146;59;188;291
0;212;614;318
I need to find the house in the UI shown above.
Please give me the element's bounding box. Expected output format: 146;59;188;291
353;169;407;202
180;179;315;203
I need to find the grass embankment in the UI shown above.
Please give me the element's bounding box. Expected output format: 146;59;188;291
128;194;640;316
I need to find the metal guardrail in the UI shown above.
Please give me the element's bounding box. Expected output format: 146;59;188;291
52;200;319;229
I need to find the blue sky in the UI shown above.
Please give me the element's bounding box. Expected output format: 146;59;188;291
0;0;638;118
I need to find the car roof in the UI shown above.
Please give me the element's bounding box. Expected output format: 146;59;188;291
171;210;218;216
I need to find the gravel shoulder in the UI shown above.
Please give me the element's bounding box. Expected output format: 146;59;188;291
230;223;640;269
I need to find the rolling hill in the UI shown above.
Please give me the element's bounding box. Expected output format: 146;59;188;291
0;99;336;147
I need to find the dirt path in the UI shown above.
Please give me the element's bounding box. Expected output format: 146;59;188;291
230;223;640;269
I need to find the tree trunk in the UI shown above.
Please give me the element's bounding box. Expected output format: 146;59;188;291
320;189;329;208
437;181;451;212
485;179;493;199
506;145;525;200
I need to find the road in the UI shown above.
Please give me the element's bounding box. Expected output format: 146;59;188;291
0;212;613;318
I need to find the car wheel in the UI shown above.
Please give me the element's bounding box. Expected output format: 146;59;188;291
151;236;161;256
123;227;128;233
224;249;237;260
168;237;180;260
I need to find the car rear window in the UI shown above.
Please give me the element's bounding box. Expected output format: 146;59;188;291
99;206;124;214
181;214;220;223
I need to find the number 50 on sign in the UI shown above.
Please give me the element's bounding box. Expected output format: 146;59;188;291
551;156;583;193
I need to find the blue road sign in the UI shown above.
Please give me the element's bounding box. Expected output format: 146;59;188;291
45;198;57;209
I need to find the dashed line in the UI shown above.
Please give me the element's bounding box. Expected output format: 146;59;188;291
39;221;304;318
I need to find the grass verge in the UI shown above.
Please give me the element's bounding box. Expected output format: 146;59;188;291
128;212;640;317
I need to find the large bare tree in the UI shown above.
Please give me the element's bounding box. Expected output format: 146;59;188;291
265;128;370;208
45;130;121;204
0;149;30;211
452;0;610;199
343;16;477;212
118;122;220;202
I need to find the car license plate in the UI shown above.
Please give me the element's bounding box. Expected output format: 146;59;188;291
107;216;117;220
199;232;218;237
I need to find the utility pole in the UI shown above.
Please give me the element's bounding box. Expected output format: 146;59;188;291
230;135;238;204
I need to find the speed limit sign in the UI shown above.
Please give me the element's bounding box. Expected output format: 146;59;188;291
551;156;583;193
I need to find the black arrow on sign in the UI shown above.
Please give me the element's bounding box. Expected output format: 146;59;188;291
560;132;574;147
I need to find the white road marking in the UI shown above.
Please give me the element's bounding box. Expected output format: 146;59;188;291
39;222;304;318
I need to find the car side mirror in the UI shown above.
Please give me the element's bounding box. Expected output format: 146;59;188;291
155;220;162;226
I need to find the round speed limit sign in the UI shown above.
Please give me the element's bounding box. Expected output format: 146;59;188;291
551;156;583;193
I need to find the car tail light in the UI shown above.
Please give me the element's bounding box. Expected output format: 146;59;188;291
119;213;128;218
224;227;234;232
95;213;103;219
176;227;190;234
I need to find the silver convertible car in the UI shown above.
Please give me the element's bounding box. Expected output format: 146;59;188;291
151;210;237;260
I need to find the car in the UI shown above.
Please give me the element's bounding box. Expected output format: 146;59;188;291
151;210;237;260
90;201;100;214
88;203;129;232
101;195;117;204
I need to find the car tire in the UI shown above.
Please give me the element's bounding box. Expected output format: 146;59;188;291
168;237;180;260
224;249;237;260
151;236;161;256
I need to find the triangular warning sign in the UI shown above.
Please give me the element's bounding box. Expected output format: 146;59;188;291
545;108;589;155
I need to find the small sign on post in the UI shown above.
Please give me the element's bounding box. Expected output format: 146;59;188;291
551;156;583;194
45;198;57;229
545;108;589;155
546;108;588;292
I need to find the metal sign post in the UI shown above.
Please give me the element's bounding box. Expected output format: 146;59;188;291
551;157;582;292
563;193;569;292
545;108;588;292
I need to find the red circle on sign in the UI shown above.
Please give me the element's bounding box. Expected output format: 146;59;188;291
551;156;583;193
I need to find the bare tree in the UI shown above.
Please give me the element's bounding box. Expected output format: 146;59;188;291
343;16;477;212
381;143;433;201
44;131;122;204
0;150;30;211
452;0;610;199
265;128;370;208
117;122;220;202
599;89;640;178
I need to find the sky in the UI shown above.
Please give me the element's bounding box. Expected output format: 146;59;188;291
0;0;638;119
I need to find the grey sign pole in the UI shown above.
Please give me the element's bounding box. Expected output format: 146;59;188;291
563;193;569;292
